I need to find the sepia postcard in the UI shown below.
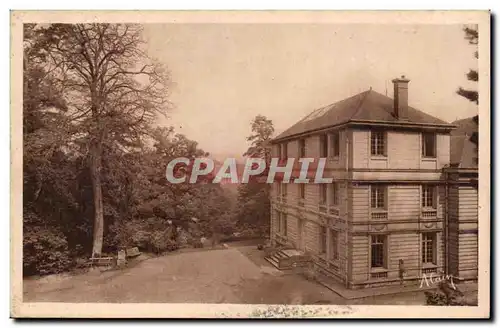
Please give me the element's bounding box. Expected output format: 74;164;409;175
11;10;490;318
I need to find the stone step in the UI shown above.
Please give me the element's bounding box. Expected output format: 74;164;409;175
275;251;288;259
270;255;283;265
265;256;280;269
266;255;295;270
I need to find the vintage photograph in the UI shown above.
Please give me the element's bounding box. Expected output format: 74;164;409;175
11;11;490;318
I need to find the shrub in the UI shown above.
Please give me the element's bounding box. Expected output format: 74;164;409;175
150;230;178;254
110;219;180;254
165;239;179;252
425;281;469;306
424;291;448;305
23;226;73;276
192;239;203;248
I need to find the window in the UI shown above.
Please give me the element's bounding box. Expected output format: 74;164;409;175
276;183;281;198
329;183;339;206
320;184;327;205
282;213;288;236
320;226;327;254
299;139;306;158
276;211;281;233
371;235;386;268
371;131;386;156
330;132;340;157
299;184;305;199
422;133;436;158
320;134;328;157
331;230;339;260
422;185;436;209
277;144;282;159
422;233;436;264
371;185;386;209
281;143;288;159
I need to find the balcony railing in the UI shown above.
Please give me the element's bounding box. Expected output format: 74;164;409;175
370;271;388;279
371;211;388;220
422;209;437;218
422;267;438;274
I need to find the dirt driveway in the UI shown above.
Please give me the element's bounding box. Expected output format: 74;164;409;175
23;246;430;305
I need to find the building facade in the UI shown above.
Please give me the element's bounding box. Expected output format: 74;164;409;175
445;116;479;281
269;77;478;289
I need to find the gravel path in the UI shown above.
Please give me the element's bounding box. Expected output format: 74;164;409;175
24;246;457;305
24;248;263;303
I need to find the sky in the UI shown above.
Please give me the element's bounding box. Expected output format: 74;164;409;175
143;24;478;160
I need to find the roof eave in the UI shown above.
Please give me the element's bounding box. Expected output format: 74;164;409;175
349;119;456;130
272;119;456;144
271;121;351;144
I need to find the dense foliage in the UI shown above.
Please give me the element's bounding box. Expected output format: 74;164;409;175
236;115;274;237
457;26;479;147
23;24;236;276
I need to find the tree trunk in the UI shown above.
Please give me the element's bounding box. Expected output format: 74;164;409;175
90;142;104;257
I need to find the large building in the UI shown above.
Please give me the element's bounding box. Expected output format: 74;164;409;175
268;76;478;289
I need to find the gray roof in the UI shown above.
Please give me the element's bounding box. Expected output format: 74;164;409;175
450;116;478;168
274;89;454;141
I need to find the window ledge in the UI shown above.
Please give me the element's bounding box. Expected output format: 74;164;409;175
422;157;437;161
370;155;388;160
371;209;388;213
422;263;438;269
370;267;388;273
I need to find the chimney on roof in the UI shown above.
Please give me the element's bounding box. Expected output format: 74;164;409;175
392;75;410;120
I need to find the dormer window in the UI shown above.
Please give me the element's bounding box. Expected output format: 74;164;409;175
422;133;436;158
371;131;386;156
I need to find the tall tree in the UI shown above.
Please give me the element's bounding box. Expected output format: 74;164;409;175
37;24;171;256
243;115;275;163
237;115;274;236
457;25;479;146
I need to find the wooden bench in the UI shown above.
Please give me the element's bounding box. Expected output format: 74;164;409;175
85;256;114;267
